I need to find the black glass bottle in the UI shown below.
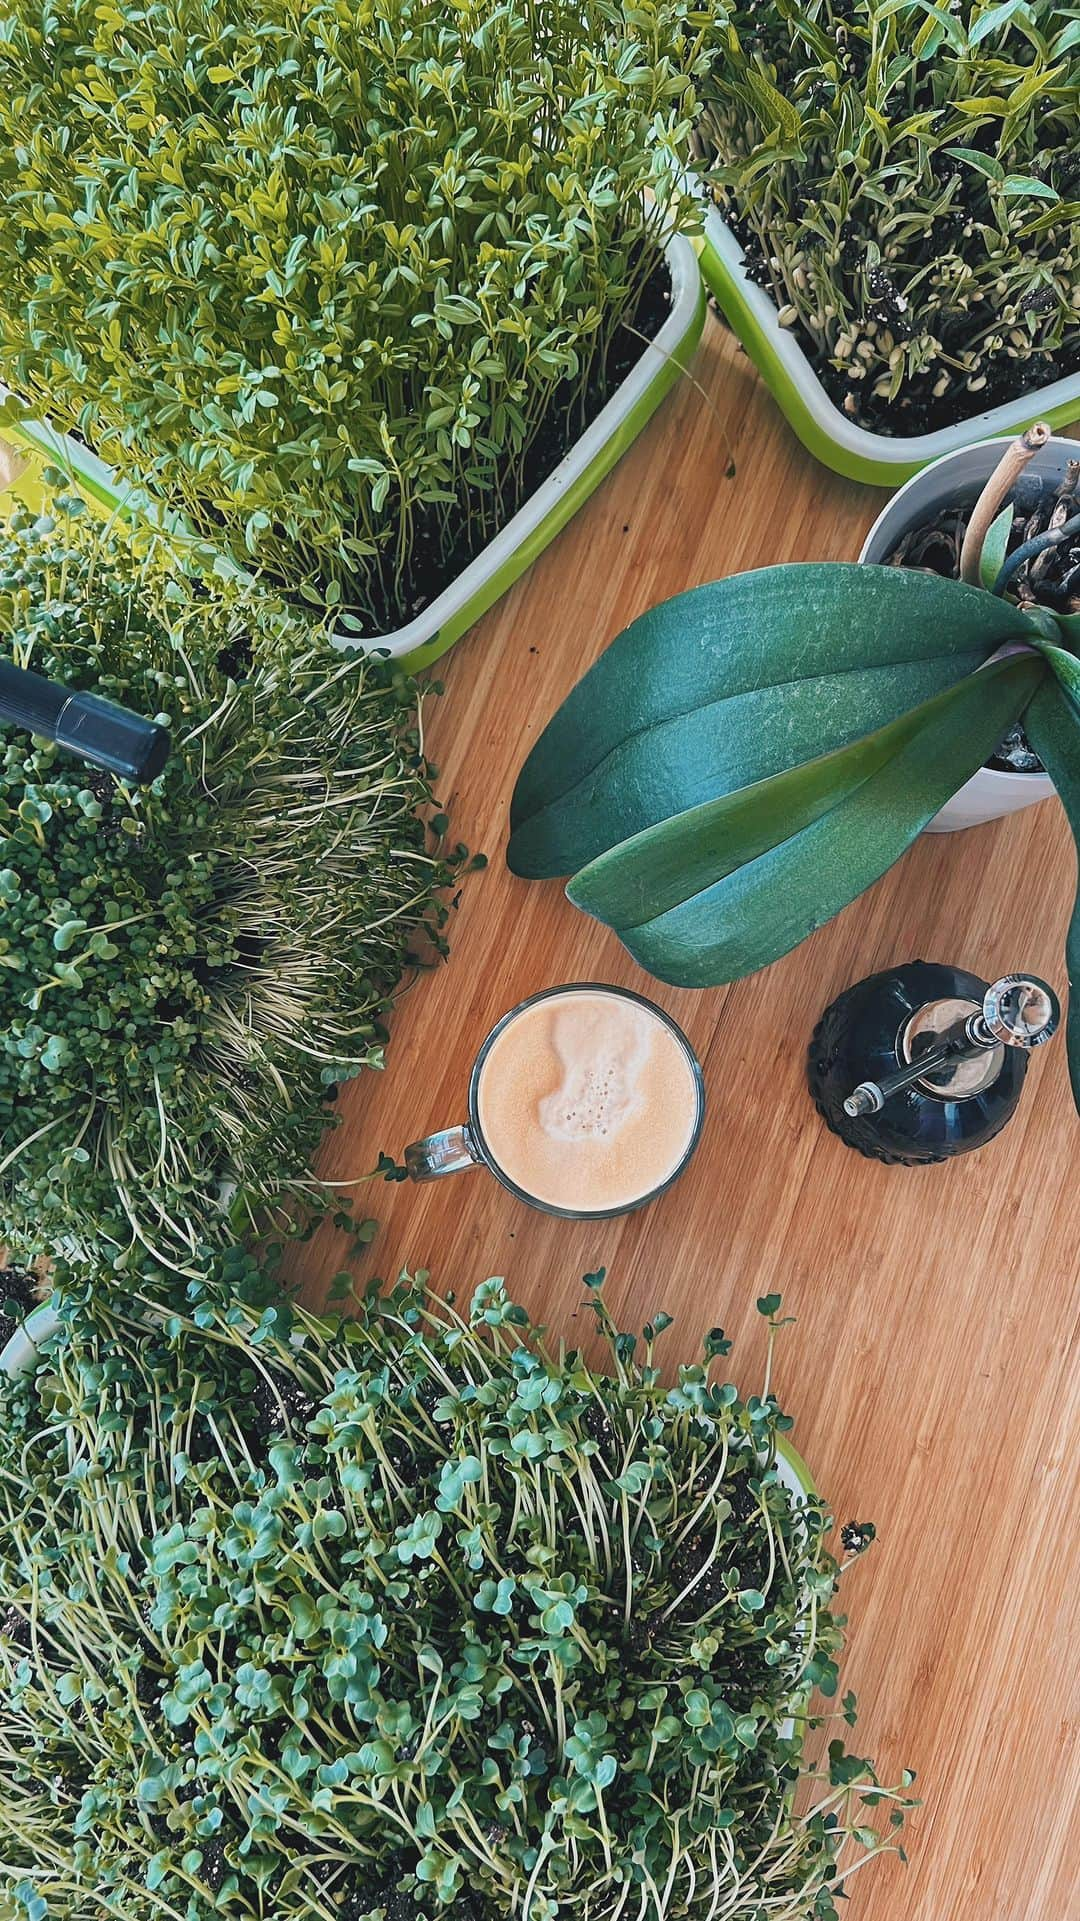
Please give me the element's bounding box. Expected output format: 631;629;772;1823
808;960;1059;1165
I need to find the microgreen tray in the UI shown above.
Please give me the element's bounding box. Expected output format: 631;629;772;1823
698;201;1080;488
0;231;705;673
350;230;705;670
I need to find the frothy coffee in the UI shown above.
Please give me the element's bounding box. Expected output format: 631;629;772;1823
475;989;701;1214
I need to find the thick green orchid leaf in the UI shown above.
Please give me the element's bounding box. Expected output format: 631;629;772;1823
980;504;1016;591
1033;638;1080;705
567;652;1044;987
509;563;1043;879
1022;675;1080;1117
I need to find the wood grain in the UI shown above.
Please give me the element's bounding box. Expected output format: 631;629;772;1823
284;318;1080;1920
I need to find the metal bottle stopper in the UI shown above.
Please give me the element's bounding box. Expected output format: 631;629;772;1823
844;974;1060;1119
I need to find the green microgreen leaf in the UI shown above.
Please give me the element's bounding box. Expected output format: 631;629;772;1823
0;1260;916;1918
0;496;464;1269
693;3;1079;434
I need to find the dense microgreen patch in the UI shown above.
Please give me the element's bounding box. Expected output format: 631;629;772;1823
0;494;460;1271
694;0;1080;433
0;0;712;630
0;1257;912;1918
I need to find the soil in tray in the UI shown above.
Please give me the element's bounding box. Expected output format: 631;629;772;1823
721;206;1080;439
886;461;1080;772
822;334;1080;442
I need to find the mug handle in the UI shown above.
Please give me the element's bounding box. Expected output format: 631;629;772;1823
404;1125;481;1182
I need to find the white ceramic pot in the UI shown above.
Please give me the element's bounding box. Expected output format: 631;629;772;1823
859;436;1075;832
0;1300;60;1378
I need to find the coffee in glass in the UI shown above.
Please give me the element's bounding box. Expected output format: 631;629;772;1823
404;982;704;1219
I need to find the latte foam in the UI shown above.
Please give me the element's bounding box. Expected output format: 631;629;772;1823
475;989;700;1214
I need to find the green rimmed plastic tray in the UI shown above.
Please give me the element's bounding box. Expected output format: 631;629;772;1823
0;232;707;673
697;201;1080;488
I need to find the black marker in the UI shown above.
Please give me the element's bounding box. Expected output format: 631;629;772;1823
0;659;170;784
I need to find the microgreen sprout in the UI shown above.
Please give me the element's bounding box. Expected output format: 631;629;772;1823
0;496;462;1271
694;1;1080;434
0;1259;915;1917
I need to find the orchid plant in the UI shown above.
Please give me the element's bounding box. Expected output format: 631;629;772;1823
510;426;1080;1111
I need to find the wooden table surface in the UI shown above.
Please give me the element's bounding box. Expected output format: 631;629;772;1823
287;316;1080;1920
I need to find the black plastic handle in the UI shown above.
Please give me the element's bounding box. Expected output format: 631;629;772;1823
0;660;170;783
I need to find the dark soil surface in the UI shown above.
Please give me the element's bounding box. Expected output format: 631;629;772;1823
722;208;1080;438
0;1265;41;1351
825;339;1080;441
884;463;1080;772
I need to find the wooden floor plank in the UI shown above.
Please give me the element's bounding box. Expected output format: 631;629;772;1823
285;314;1079;1920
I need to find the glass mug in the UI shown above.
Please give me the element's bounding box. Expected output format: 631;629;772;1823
404;982;705;1220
